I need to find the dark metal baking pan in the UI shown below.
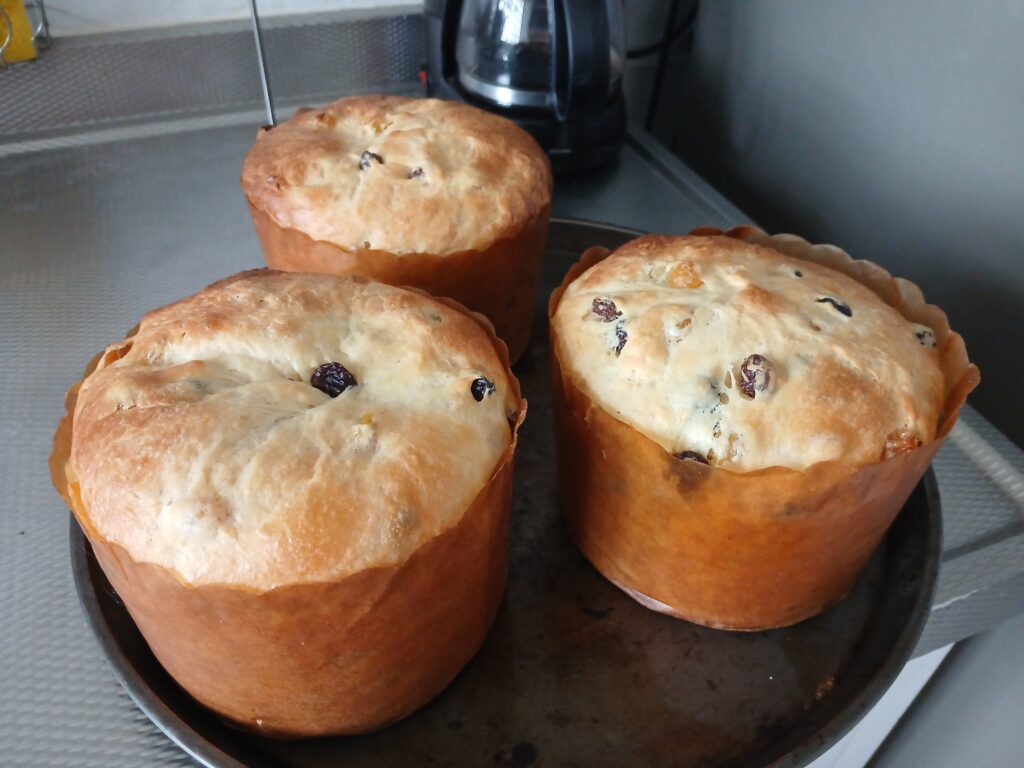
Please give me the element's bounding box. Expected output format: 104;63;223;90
71;218;942;768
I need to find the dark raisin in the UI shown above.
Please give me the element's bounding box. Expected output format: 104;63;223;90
591;297;622;322
739;354;772;398
258;124;274;133
794;270;803;277
310;362;358;397
674;450;709;464
915;328;936;347
816;297;852;317
359;150;385;170
408;167;424;179
471;377;496;401
613;323;628;356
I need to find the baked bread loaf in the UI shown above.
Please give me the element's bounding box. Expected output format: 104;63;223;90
242;94;553;363
550;228;978;630
553;234;945;471
51;270;526;736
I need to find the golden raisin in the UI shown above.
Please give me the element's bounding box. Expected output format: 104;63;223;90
724;433;742;462
315;111;336;128
668;261;704;289
882;430;921;460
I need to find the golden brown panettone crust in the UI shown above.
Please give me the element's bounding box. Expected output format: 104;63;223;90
68;270;520;589
52;271;527;735
242;95;552;256
552;233;948;471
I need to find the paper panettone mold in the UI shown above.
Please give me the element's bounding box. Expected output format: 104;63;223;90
51;280;527;737
549;226;979;630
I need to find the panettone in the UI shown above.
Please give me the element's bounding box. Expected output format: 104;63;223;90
549;228;978;629
242;95;553;362
51;270;526;736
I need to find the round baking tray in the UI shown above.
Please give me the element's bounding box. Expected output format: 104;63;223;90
71;218;942;768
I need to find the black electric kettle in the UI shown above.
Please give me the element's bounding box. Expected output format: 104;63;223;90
424;0;627;173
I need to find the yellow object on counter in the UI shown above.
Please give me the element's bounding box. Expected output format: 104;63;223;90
1;0;37;64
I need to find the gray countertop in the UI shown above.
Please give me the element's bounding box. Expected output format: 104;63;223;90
2;110;1023;766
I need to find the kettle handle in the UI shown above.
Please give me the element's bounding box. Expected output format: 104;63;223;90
554;0;611;120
